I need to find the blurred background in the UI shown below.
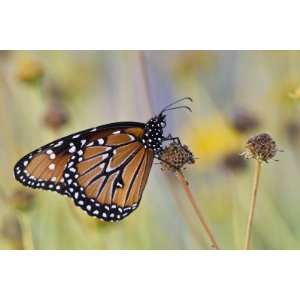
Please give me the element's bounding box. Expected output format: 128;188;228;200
1;50;300;249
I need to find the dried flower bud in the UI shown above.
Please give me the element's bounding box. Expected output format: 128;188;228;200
231;111;260;134
43;99;69;131
0;216;22;249
241;133;279;163
16;57;44;84
10;189;35;212
159;142;195;172
222;152;247;172
286;121;300;143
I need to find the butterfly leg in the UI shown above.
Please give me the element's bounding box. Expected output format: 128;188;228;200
163;134;182;145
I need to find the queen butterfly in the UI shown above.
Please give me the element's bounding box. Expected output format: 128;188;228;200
14;97;192;222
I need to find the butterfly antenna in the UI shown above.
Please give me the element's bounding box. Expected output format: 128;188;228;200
163;105;192;113
161;97;193;113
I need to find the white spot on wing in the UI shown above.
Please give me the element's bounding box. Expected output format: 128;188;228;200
98;138;104;145
54;141;64;147
50;153;56;159
128;134;135;141
102;153;109;160
69;146;76;153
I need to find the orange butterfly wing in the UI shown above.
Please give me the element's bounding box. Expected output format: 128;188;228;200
14;122;154;221
64;127;154;221
14;140;73;196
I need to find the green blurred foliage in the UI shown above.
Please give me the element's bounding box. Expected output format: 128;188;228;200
1;50;300;249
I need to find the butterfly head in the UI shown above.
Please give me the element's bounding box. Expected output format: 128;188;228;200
142;97;192;154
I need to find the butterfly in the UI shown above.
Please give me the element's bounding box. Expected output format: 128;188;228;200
14;97;192;222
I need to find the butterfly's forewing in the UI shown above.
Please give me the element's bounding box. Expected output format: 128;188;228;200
63;126;154;221
14;122;154;221
14;137;74;196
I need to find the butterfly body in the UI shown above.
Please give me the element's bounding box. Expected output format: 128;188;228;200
141;114;166;154
14;97;191;222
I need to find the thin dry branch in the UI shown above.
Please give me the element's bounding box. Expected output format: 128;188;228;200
175;170;220;250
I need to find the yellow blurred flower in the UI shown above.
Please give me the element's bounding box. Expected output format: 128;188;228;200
16;57;44;84
289;85;300;100
185;115;242;167
268;79;300;106
173;51;215;78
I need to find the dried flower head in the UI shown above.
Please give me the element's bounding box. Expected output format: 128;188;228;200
159;142;195;172
232;111;260;134
1;216;22;249
222;152;247;172
10;189;35;212
286;121;300;143
241;133;279;163
43;99;69;131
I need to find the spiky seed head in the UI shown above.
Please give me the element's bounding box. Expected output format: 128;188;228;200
241;133;279;163
159;142;195;172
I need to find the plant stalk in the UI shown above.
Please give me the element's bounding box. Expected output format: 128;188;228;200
176;170;220;250
244;159;262;250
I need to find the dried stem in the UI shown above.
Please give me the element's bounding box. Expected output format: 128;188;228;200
165;176;207;246
175;170;220;250
138;50;217;249
138;51;154;115
244;159;262;250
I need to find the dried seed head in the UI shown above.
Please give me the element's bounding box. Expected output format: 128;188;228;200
10;189;35;212
231;111;260;134
241;133;279;163
43;99;69;131
159;142;195;172
222;152;247;172
286;121;300;143
0;216;22;249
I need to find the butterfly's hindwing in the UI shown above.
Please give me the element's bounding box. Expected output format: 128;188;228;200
64;128;154;221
